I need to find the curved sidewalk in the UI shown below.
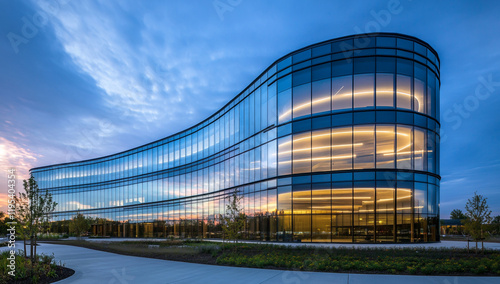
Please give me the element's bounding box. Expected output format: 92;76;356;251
3;243;500;283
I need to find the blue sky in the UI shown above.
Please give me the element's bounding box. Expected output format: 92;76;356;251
1;0;499;217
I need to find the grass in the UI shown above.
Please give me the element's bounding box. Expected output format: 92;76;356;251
37;233;69;241
39;239;500;276
441;235;500;243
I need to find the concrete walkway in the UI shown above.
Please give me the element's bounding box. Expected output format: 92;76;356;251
2;243;499;283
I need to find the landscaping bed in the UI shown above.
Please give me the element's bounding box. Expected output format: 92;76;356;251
39;240;500;276
0;250;74;284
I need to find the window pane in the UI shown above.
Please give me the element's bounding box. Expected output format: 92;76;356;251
414;78;425;113
293;68;311;87
397;187;412;214
355;187;374;213
293;132;311;174
268;140;277;177
268;82;277;125
354;125;375;169
312;214;331;242
312;79;331;115
292;83;311;119
354;74;374;109
277;186;292;215
293;215;311;241
354;57;375;74
312;62;331;81
376;57;395;73
354;186;375;242
278;136;292;175
376;73;394;107
397;125;412;169
428;184;436;215
312;129;331;172
332;60;352;77
278;89;292;123
413;128;425;171
376;181;394;241
376;125;395;168
332;75;352;111
293;186;311;214
312;187;331;214
396;75;412;110
376;37;395;47
332;184;352;215
427;130;435;173
397;58;413;76
332;126;352;170
427;71;436;118
414;182;427;214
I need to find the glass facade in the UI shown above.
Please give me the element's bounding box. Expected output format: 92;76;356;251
31;33;440;242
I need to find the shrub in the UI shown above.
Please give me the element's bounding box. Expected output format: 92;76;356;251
0;250;63;282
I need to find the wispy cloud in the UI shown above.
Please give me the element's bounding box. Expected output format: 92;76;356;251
33;0;236;134
440;177;466;185
0;136;40;178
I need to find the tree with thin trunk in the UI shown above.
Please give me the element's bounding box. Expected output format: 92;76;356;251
14;191;30;258
464;191;492;253
14;175;57;264
222;190;246;252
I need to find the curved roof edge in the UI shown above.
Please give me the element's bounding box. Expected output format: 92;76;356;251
31;32;439;172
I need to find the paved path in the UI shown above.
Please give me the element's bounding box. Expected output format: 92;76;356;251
2;243;499;283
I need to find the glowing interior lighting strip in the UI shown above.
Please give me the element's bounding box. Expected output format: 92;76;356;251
358;206;423;212
278;89;421;120
362;196;412;203
293;196;371;200
279;143;363;154
383;150;425;156
279;130;410;147
278;154;356;163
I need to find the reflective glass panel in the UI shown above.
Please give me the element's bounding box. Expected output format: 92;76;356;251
396;75;412;110
354;125;375;169
332;76;352;111
376;73;394;107
354;74;374;109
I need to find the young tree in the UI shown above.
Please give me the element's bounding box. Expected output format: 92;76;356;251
464;191;492;253
14;190;31;257
69;213;91;239
222;190;246;250
450;209;466;220
15;175;57;262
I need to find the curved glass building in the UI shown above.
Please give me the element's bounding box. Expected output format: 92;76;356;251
31;33;440;243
